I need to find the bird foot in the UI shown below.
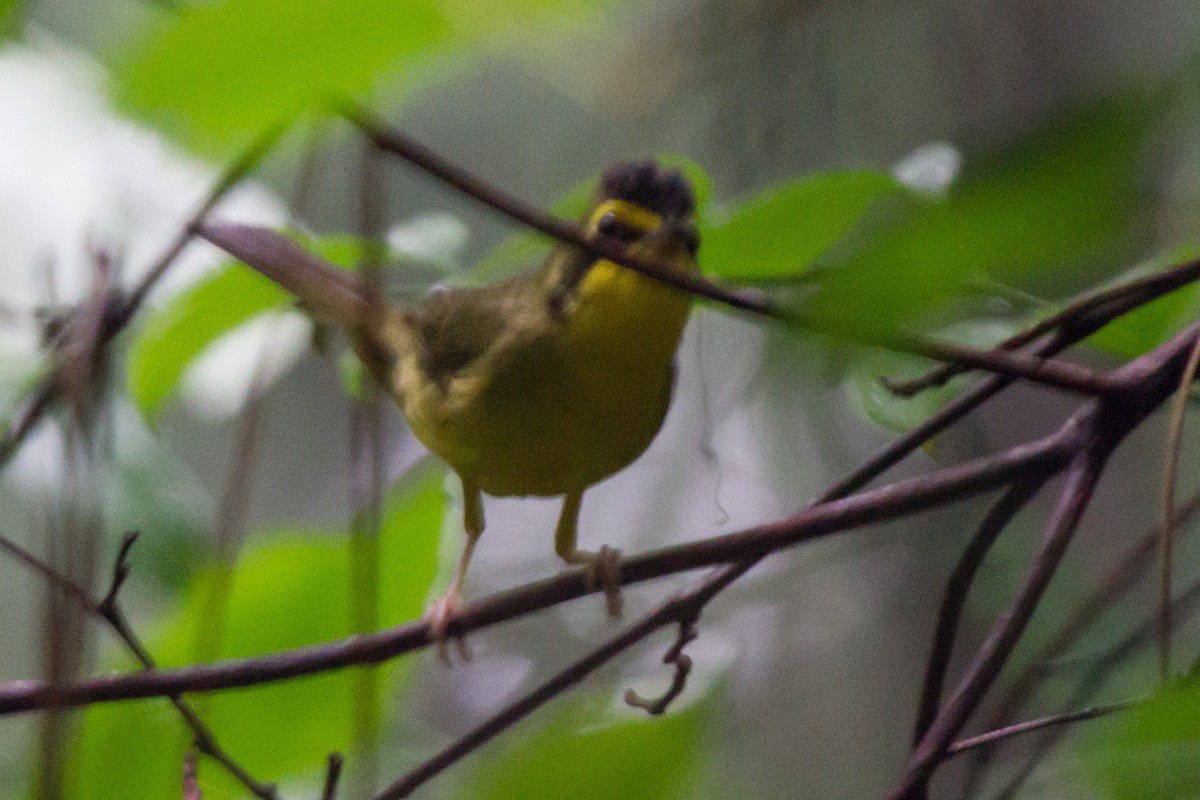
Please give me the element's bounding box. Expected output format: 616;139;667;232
425;590;473;665
572;545;623;618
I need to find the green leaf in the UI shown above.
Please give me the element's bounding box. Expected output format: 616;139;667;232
126;263;292;421
807;91;1162;334
464;691;714;800
701;171;908;282
1085;679;1200;800
111;0;619;154
846;319;1019;433
0;0;23;39
112;0;450;152
68;466;446;800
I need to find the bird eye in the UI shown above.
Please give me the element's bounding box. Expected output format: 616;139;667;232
597;212;620;236
596;212;642;242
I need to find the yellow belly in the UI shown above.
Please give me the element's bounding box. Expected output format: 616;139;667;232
395;262;691;497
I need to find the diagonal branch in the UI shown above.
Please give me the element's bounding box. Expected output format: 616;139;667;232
340;110;1121;395
371;577;717;799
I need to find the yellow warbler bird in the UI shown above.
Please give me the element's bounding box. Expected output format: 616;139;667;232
201;161;699;644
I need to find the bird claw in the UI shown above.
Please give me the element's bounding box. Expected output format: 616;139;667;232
425;591;473;665
581;545;623;619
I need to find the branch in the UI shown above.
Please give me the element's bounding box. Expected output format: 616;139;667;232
372;581;713;799
0;423;1072;715
321;753;345;800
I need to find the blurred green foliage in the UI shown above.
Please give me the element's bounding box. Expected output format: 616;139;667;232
701;171;908;283
805;91;1161;336
67;466;445;800
1085;678;1200;799
463;691;714;800
127;262;291;421
0;0;21;39
111;0;615;153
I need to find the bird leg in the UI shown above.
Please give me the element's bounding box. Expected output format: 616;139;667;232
555;490;623;618
426;482;483;663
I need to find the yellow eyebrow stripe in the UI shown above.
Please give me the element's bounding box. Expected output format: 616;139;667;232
587;199;663;234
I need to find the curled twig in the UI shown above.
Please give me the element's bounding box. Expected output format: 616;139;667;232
625;620;698;716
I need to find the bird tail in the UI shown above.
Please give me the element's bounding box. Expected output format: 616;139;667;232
198;222;414;384
198;222;382;328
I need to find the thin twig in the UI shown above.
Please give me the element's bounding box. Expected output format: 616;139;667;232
321;753;345;800
0;530;278;799
1157;333;1200;682
0;122;287;476
945;698;1136;758
625;620;699;715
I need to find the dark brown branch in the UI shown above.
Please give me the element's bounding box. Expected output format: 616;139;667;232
344;108;1137;397
912;477;1048;745
887;446;1108;800
0;424;1073;716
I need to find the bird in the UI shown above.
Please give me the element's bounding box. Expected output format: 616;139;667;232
200;161;700;654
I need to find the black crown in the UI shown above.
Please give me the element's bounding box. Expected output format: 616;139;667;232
599;161;695;219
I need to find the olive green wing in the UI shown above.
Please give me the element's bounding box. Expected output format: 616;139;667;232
406;270;546;388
